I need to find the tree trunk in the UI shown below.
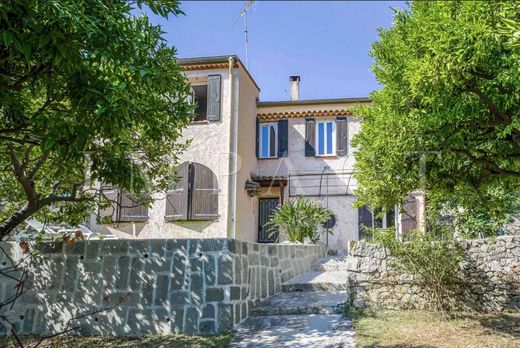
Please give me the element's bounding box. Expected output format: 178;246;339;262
0;205;34;240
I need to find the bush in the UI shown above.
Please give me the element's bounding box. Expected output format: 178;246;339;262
266;197;333;243
371;228;466;313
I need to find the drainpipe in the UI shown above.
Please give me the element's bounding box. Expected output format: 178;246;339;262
227;56;239;239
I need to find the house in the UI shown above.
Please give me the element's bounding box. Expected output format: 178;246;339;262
89;55;424;250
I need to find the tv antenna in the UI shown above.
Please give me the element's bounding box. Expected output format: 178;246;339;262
234;1;255;69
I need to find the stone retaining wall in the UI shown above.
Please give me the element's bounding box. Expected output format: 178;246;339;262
0;239;326;336
346;236;520;311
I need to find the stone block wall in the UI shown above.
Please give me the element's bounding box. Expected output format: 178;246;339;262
0;239;326;336
345;236;520;311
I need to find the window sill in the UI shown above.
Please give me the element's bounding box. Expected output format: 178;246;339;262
258;157;279;160
190;120;210;125
165;217;219;222
315;154;337;158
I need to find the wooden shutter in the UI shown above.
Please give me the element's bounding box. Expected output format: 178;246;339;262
189;162;219;220
305;118;316;157
277;119;288;157
358;205;373;240
98;186;119;224
119;191;148;222
206;74;221;121
336;117;348;157
255;118;260;158
165;162;189;221
401;196;417;234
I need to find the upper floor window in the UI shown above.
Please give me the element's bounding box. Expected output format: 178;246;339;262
259;123;278;158
189;74;221;122
191;84;208;122
256;119;288;159
305;117;348;157
316;120;336;156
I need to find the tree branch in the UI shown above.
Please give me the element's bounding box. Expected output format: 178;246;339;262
455;149;520;177
466;79;510;124
27;149;50;180
0;64;50;91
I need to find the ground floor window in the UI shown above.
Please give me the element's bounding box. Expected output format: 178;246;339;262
358;205;396;239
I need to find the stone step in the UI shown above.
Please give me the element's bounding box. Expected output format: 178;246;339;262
311;255;350;272
250;291;347;316
282;271;348;292
230;314;356;348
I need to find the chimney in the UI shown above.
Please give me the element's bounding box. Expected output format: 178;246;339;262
290;75;300;101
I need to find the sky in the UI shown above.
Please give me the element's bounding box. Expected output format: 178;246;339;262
144;1;407;101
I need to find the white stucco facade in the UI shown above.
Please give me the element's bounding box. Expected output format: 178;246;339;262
88;55;373;250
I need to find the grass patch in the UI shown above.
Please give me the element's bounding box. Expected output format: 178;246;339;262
350;309;520;348
0;333;232;348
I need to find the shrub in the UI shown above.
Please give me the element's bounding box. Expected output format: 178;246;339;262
266;197;333;243
371;228;466;313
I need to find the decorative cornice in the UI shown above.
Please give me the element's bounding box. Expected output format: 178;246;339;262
181;62;238;71
257;109;353;121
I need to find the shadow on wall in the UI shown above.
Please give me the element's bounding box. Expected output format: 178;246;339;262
172;221;214;233
103;220;216;237
255;120;357;248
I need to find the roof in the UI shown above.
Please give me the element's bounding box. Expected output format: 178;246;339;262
177;55;260;91
257;97;370;120
257;97;370;107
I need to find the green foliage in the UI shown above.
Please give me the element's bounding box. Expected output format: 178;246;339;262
427;187;520;238
372;228;465;312
352;2;520;230
0;1;193;237
266;197;333;243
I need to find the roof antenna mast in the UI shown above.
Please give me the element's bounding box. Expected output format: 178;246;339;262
235;1;255;69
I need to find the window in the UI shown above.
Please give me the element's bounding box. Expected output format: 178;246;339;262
98;187;149;223
191;84;208;122
358;205;396;239
316;121;335;156
165;162;219;221
188;74;221;122
259;123;278;158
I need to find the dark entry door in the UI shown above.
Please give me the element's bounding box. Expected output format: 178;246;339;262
258;198;279;243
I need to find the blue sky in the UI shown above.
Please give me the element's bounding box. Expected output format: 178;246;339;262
144;1;407;101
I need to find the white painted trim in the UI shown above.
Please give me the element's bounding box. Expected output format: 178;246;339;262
258;122;278;159
315;120;336;156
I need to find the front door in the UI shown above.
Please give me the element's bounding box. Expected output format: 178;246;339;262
258;198;279;243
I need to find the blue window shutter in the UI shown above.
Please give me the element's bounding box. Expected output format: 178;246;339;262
277;120;288;157
336;117;348;156
206;75;221;121
305;118;315;157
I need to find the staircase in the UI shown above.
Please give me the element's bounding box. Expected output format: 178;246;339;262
230;255;355;347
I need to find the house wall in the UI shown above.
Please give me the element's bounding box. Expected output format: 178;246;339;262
234;69;260;242
89;67;234;239
255;105;363;249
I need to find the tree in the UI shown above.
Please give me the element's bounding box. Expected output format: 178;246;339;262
0;0;193;239
352;1;520;226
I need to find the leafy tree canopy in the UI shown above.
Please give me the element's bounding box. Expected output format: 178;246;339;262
0;0;193;238
353;1;520;231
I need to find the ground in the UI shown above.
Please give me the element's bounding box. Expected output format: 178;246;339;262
0;333;232;348
351;309;520;348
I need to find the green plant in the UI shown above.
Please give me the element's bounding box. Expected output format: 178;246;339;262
352;1;520;223
371;228;466;313
0;1;193;238
266;197;333;243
